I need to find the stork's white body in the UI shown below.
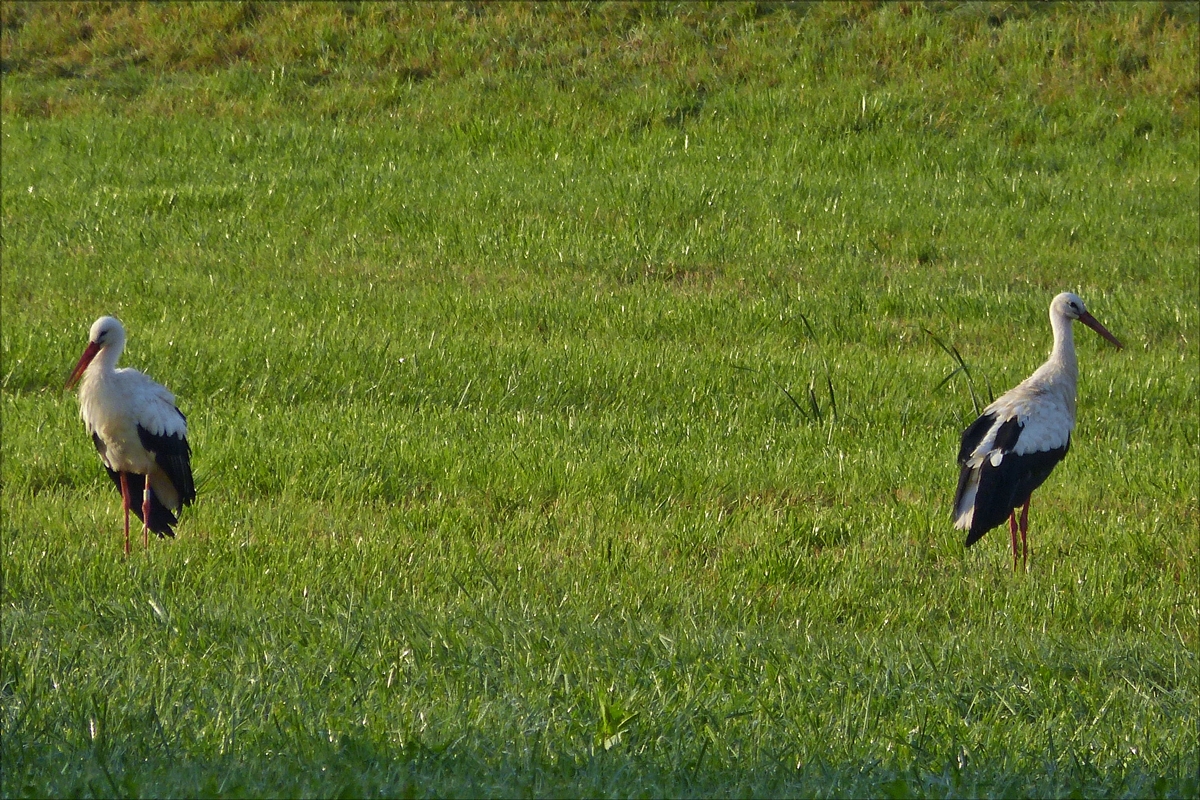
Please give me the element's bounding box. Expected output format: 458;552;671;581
952;292;1122;568
80;362;182;471
68;316;195;552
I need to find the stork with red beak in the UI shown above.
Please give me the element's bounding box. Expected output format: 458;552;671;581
953;292;1122;570
67;316;196;555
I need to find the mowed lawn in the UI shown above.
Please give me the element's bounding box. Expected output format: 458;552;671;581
1;3;1196;797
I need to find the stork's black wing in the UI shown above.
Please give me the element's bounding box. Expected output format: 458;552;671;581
957;411;997;466
961;417;1068;546
138;422;196;508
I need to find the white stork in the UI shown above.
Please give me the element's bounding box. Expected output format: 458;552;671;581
953;292;1122;570
66;316;195;555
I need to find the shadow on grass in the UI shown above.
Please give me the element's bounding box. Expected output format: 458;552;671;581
4;729;1195;798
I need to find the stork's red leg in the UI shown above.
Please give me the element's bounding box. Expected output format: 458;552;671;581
142;473;152;549
1019;500;1030;571
118;472;131;557
1008;511;1019;571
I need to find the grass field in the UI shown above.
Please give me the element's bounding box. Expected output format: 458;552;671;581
2;2;1197;796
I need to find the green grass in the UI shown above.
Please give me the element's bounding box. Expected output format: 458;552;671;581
2;2;1197;797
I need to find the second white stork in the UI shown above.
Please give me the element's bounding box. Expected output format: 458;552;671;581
952;292;1122;570
66;316;196;555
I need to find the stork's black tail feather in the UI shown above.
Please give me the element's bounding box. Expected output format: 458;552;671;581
103;468;179;537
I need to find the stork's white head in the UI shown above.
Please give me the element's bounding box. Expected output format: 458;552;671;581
88;316;126;349
67;316;127;389
1052;292;1087;320
1051;292;1123;349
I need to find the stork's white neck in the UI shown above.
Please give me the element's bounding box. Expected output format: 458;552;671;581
1047;306;1078;378
89;338;125;379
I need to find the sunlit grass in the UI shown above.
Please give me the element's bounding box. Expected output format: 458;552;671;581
2;3;1197;797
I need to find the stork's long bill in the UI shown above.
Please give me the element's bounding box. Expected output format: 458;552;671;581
66;341;102;389
1078;311;1123;349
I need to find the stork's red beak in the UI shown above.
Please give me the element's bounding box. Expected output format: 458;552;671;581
1078;311;1123;349
66;341;101;389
